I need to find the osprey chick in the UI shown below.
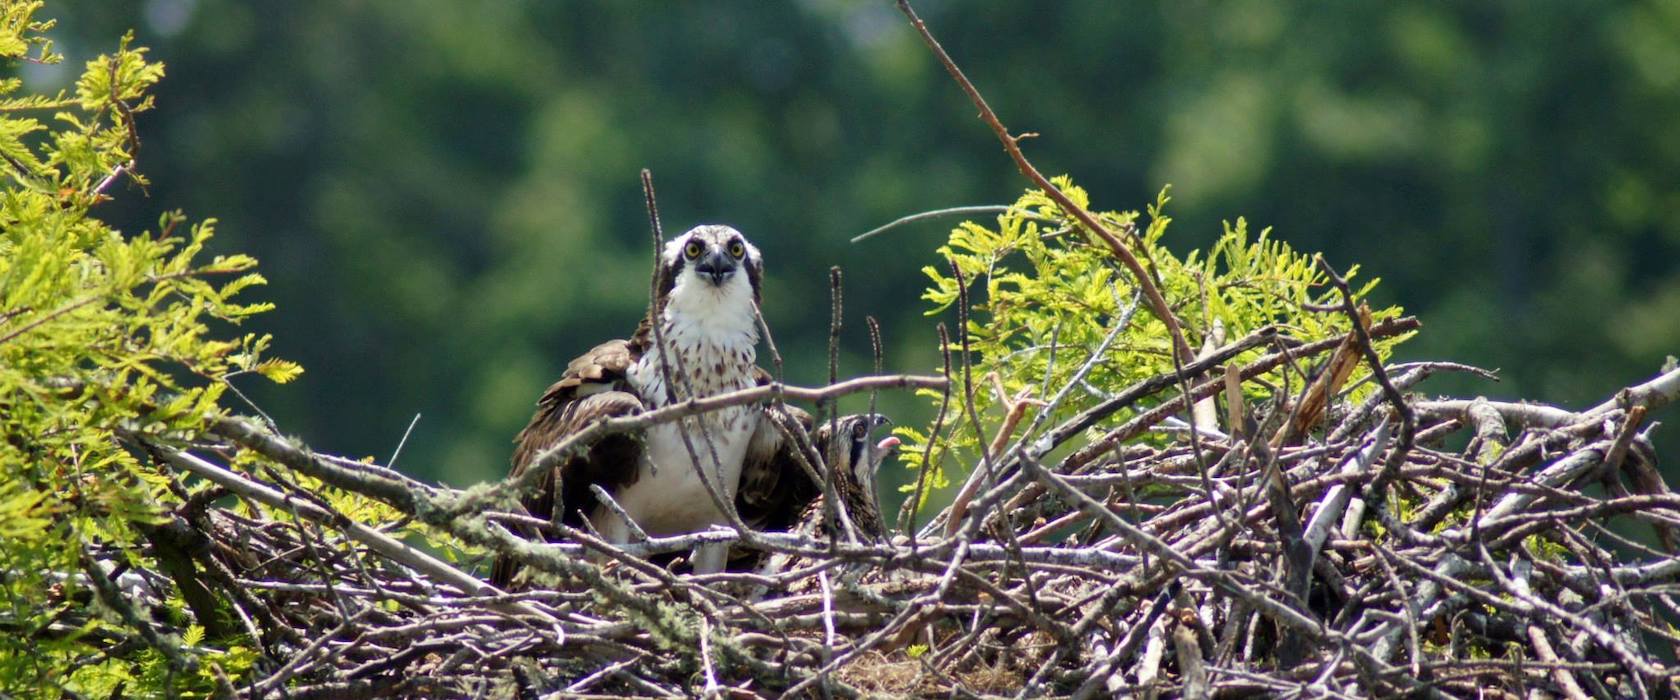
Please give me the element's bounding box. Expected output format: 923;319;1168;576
798;414;900;542
751;413;899;586
492;225;783;586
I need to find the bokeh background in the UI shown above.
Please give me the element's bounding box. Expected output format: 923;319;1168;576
28;1;1680;490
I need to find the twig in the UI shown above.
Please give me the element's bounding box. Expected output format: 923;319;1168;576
1136;615;1168;700
944;259;1002;543
817;570;837;697
590;484;651;543
900;324;954;537
851;204;1054;243
0;294;101;346
821;268;847;545
1173;618;1210;700
866;315;883;439
896;0;1195;367
1315;256;1415;503
699;617;721;699
641;168;743;532
387;413;422;469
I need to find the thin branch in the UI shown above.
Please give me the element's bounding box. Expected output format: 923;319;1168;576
641;168;743;532
896;0;1195;367
0;294;101;346
148;441;557;624
900;324;954;537
387;413;422;469
850;204;1053;243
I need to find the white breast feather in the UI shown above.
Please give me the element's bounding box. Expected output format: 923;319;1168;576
614;273;759;538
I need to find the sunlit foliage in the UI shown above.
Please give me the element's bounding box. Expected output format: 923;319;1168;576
899;178;1410;503
0;5;300;694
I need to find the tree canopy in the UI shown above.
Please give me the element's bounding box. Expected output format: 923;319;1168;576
24;1;1680;487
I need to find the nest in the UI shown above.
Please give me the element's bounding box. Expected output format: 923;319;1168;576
102;310;1680;699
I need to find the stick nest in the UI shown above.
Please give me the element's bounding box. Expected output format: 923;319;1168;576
106;329;1680;699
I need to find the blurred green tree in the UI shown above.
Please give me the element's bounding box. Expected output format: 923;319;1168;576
29;1;1680;487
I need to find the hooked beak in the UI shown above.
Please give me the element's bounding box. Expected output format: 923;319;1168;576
866;415;899;460
693;250;736;285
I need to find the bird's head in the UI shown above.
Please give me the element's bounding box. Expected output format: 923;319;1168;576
815;413;899;499
660;224;762;302
813;413;898;539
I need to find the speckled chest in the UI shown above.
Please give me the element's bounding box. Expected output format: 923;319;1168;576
629;319;758;427
615;317;760;534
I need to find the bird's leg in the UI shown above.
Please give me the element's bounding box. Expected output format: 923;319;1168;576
594;509;631;549
691;541;728;575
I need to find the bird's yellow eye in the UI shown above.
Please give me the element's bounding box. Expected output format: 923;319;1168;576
728;240;745;259
684;241;704;259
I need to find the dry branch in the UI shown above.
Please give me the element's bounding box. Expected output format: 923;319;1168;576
121;348;1680;697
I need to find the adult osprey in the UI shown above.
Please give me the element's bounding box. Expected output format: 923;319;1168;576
491;225;802;586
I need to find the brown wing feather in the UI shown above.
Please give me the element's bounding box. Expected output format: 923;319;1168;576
490;339;645;589
735;364;820;531
736;402;818;533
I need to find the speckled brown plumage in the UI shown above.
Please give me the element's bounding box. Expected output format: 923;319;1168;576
796;415;894;542
748;415;897;583
493;225;813;585
735;401;817;533
490;339;648;589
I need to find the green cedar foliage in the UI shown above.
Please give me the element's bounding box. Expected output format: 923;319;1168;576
898;178;1411;504
0;4;304;695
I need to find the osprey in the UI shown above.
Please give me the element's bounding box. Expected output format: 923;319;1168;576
735;413;898;552
753;413;899;582
793;414;899;542
491;225;801;586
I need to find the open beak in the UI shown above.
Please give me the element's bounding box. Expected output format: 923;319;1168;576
874;435;901;458
868;415;897;458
